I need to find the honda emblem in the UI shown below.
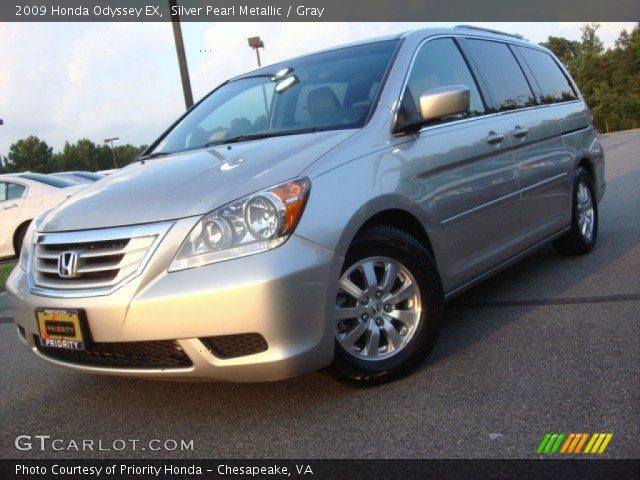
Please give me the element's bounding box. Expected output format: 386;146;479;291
58;251;79;278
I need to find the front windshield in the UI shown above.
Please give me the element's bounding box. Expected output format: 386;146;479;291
152;40;399;155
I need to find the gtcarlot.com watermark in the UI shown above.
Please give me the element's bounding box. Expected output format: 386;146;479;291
15;435;194;452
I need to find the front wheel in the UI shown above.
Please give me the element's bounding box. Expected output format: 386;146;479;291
553;167;598;256
330;225;444;386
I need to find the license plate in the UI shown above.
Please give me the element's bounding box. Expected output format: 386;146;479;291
36;309;85;350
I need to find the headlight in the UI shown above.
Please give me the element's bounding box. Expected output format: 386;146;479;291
169;178;310;271
19;211;51;271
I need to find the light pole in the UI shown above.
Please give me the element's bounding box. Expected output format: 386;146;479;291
104;137;119;168
169;0;194;109
248;36;264;67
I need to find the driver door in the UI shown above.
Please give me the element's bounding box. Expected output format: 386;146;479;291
404;37;522;291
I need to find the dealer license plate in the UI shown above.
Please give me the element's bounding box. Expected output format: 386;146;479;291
36;309;85;350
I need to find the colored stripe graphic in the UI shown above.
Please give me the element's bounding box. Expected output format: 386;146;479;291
584;434;599;453
537;433;565;454
584;433;613;454
560;433;575;454
574;433;589;453
597;433;613;453
540;433;613;454
536;432;613;455
537;434;552;454
549;434;565;453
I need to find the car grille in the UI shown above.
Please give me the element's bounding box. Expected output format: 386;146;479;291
35;337;192;369
29;223;171;294
200;333;268;359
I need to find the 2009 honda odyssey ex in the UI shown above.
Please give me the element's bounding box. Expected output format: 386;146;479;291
7;26;605;385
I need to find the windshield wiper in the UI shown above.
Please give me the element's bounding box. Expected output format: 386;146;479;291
204;127;320;148
138;151;170;161
140;128;324;160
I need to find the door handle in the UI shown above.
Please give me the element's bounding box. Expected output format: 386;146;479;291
513;126;529;138
486;131;505;145
1;203;18;211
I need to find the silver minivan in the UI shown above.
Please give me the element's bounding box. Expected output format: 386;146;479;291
7;26;605;385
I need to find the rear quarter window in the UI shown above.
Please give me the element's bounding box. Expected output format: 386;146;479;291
0;182;26;201
517;47;578;104
7;182;26;200
465;39;536;112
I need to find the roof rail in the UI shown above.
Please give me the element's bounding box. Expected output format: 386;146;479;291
454;25;526;40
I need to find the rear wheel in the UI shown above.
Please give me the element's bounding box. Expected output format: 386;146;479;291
553;167;598;256
330;225;444;386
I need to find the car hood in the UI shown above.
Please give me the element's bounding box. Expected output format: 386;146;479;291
41;130;354;232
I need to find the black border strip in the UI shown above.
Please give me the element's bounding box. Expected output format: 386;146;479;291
2;0;639;22
2;459;640;480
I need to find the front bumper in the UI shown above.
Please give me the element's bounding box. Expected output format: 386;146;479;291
6;224;340;382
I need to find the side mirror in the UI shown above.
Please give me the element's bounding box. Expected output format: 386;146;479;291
418;85;470;123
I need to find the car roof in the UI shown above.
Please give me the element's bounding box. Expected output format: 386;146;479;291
2;172;78;188
0;173;28;181
406;26;549;53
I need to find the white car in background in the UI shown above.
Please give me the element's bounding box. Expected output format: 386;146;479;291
0;173;81;259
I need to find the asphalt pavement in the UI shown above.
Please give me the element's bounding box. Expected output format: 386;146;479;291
0;292;10;321
1;130;638;459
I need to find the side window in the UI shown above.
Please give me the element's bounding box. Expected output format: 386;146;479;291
465;39;536;112
400;38;485;126
517;47;578;104
7;183;26;200
0;183;6;202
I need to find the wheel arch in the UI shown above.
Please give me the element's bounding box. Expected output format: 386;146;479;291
355;209;436;260
338;206;438;276
576;157;595;181
12;219;32;255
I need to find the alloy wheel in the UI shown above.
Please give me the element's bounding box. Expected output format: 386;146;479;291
334;256;422;361
577;181;595;241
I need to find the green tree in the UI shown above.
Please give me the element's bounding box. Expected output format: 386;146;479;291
3;136;54;173
52;139;107;172
541;22;640;133
578;23;605;56
111;144;147;167
2;137;148;173
541;36;580;64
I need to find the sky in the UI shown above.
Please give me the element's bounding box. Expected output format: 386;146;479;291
0;21;635;158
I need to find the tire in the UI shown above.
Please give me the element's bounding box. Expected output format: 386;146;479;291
330;225;444;386
553;167;598;256
13;222;29;258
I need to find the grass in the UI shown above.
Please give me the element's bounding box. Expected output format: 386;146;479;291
0;261;17;291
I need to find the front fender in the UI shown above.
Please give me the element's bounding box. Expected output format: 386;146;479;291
296;153;440;260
